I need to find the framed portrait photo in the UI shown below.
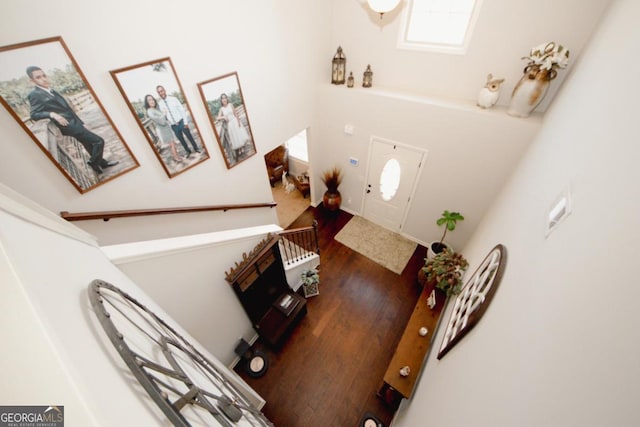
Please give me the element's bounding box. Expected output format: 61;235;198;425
197;72;256;169
0;36;139;193
111;57;209;178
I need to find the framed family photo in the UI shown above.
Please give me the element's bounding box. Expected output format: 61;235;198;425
197;72;256;169
111;57;209;178
0;36;139;193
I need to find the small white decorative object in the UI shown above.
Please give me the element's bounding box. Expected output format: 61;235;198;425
419;326;428;337
477;73;505;109
399;366;410;377
427;289;437;309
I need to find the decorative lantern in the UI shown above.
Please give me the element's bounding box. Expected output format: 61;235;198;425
362;65;373;88
347;71;354;88
331;46;346;85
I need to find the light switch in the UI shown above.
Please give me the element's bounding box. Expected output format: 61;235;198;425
349;157;359;166
344;125;354;135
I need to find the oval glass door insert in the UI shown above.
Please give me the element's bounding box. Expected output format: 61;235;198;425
380;158;401;201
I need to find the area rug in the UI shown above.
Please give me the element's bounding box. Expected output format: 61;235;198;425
334;216;417;274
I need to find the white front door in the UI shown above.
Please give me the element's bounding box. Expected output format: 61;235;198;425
363;137;426;231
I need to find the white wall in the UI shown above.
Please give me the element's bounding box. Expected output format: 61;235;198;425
288;156;309;179
0;1;331;382
0;185;264;425
1;239;98;426
312;85;542;249
330;0;611;110
0;0;612;251
394;0;640;425
0;0;330;245
0;1;631;422
308;0;611;250
102;225;282;365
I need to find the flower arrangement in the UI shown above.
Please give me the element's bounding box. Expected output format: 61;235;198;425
301;269;319;286
522;42;570;71
301;269;320;297
508;42;569;117
422;247;469;296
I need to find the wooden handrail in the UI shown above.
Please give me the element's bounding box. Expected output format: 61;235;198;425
60;202;277;222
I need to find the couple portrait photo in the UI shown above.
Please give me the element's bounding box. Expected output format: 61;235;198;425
111;57;209;179
0;36;139;193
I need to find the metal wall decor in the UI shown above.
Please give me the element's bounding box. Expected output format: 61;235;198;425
331;46;346;85
88;279;273;426
437;244;507;359
362;65;373;88
0;36;139;193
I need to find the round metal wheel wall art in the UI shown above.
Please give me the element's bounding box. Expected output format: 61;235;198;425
88;279;273;426
437;244;507;359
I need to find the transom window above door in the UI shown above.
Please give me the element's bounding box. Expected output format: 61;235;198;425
398;0;482;54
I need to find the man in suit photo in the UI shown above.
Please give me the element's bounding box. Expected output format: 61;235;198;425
26;65;118;174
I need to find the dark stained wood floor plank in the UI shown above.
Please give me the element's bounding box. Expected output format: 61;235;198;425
234;206;426;427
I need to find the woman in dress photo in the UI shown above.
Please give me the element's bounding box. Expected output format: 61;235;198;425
216;93;250;159
144;94;182;163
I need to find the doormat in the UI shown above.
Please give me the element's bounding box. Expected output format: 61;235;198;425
334;216;417;275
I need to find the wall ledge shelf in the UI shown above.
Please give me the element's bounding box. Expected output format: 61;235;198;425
327;84;544;122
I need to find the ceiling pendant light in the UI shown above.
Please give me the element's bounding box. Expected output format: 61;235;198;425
367;0;402;19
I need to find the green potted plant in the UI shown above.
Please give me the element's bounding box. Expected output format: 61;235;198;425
421;247;469;296
428;210;464;259
321;166;343;212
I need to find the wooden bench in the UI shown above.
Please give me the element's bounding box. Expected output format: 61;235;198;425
377;281;447;408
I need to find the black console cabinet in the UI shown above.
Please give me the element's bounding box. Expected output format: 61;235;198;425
227;236;306;348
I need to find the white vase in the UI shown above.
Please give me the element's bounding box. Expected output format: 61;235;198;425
508;66;556;118
426;241;448;259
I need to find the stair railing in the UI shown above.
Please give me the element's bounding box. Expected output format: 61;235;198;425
278;220;319;267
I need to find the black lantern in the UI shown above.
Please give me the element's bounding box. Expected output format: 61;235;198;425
331;46;346;85
362;64;373;88
347;71;354;88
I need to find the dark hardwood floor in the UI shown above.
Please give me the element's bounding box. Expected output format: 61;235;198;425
235;206;426;427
